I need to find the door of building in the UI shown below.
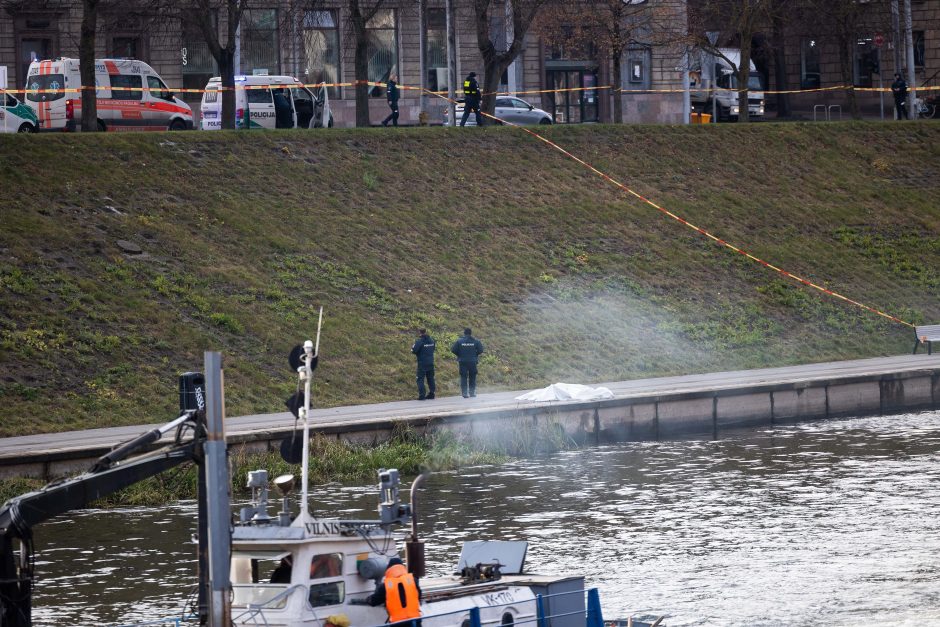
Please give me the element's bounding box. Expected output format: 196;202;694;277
546;69;598;123
18;37;53;88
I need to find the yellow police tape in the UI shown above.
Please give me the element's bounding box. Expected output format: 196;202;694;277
3;79;939;98
424;86;916;329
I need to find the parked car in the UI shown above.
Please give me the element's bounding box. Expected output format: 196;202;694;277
201;75;333;130
24;57;193;132
444;96;553;126
1;92;38;133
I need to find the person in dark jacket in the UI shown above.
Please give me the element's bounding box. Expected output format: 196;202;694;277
411;329;436;400
891;73;908;120
273;88;294;129
382;73;400;127
459;72;482;127
450;328;484;398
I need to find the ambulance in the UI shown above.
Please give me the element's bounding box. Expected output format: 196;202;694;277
200;75;333;130
25;58;193;132
1;91;38;133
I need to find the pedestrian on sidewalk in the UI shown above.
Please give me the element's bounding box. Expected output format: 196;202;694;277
460;72;482;127
450;328;484;398
891;72;908;120
412;328;436;400
382;74;400;127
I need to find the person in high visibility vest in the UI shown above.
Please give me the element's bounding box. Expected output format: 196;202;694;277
355;557;422;624
460;72;482;127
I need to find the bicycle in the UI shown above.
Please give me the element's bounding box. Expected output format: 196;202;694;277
913;96;937;119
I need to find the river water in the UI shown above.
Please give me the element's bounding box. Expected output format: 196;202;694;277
31;410;940;626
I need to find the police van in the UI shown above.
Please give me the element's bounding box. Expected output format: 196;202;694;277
1;91;38;133
200;75;333;130
25;58;193;132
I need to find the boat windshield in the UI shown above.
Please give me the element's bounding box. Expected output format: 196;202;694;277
232;584;291;609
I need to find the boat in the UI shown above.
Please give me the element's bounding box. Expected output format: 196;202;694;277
1;327;661;626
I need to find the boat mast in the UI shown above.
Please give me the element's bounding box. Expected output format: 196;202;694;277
300;306;323;519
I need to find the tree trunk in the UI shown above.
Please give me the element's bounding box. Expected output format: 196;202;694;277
481;59;504;122
80;0;99;132
219;50;236;129
738;46;751;123
838;35;861;119
354;26;371;127
770;13;791;118
612;49;623;123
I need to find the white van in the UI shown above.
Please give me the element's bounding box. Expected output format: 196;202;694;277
25;57;193;132
200;75;333;130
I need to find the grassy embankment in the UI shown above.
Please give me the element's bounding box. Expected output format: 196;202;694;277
1;123;939;443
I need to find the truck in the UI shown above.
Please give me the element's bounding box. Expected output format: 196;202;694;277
690;48;765;122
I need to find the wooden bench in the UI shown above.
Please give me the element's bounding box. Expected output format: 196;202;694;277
913;324;940;355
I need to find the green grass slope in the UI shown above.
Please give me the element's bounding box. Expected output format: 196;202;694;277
1;123;938;437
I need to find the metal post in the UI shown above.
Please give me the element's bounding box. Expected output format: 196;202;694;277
891;0;901;75
470;607;482;627
204;351;231;627
234;24;241;77
902;0;916;119
505;1;517;95
536;594;547;627
419;0;427;118
445;0;457;124
879;62;884;121
681;48;691;125
586;588;604;627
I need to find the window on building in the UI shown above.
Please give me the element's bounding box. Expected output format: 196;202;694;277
241;9;280;76
854;38;875;88
111;36;141;59
426;8;447;92
182;14;217;95
913;31;924;69
801;38;820;89
303;10;340;99
367;9;397;97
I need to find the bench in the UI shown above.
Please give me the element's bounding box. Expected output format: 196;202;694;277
913;324;940;355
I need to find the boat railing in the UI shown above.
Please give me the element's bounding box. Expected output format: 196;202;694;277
366;586;604;627
111;614;198;627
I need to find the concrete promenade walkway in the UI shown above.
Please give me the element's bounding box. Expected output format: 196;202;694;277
2;353;938;478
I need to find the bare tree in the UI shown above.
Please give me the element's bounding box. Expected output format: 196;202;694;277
689;0;770;122
471;0;547;121
536;0;685;123
808;0;891;120
346;0;387;127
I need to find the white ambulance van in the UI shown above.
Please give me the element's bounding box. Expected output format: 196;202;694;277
25;58;193;132
200;75;333;130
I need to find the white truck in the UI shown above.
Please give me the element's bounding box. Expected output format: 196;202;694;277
690;48;764;121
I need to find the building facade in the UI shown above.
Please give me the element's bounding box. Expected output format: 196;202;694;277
0;0;689;126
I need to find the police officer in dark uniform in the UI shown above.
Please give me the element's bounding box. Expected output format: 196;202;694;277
382;73;400;127
411;329;436;400
460;72;483;127
450;328;484;398
891;72;908;120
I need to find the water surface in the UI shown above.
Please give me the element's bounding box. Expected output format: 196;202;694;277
31;411;940;626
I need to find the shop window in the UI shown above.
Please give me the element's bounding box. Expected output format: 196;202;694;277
426;8;447;92
303;10;340;99
111;36;142;60
241;9;280;76
801;38;820;89
182;13;217;95
367;9;397;97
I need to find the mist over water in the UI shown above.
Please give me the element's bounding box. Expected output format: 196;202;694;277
31;411;940;626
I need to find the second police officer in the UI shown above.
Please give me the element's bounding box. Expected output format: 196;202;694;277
460;72;483;127
450;328;484;398
411;329;436;401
